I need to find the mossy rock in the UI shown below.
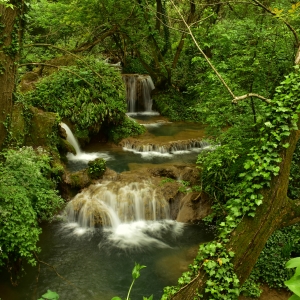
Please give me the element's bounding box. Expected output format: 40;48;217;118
19;71;40;93
58;138;76;155
26;107;59;147
10;103;26;146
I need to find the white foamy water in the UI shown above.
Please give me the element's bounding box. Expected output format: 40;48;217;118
61;181;186;248
61;122;115;165
126;111;160;117
100;220;185;249
66;151;113;162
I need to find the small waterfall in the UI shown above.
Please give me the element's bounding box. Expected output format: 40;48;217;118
60;123;81;155
122;74;155;112
120;139;211;154
65;181;170;229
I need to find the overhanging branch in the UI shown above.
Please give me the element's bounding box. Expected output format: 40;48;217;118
233;93;271;104
170;0;271;105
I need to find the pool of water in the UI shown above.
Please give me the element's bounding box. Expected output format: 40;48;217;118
0;221;214;300
66;118;207;173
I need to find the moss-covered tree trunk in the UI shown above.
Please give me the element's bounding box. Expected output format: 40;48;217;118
171;119;300;300
0;2;22;149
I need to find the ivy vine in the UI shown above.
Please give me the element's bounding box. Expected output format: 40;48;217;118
162;66;300;299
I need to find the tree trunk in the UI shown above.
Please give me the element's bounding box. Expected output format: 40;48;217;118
171;121;300;299
0;3;19;149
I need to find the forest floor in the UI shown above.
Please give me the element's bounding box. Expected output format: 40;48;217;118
239;284;292;300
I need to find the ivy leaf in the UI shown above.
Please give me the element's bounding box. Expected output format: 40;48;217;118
284;276;300;296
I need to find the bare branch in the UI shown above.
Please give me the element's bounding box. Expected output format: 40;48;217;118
232;93;271;104
34;252;78;289
169;0;271;105
170;0;236;98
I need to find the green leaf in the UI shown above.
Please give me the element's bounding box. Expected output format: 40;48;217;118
288;295;300;300
40;290;59;300
111;297;123;300
132;263;146;280
284;276;300;296
286;258;300;269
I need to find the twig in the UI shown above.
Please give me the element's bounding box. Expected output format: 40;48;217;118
34;252;78;289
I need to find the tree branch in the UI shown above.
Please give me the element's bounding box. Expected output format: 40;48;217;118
251;0;299;49
170;0;270;104
232;93;271;104
72;25;119;53
279;198;300;228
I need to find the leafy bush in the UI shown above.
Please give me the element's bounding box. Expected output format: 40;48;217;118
153;88;203;122
251;225;300;288
24;56;127;133
0;147;63;269
106;116;146;143
88;158;106;179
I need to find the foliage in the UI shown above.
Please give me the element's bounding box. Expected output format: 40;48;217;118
122;57;148;75
252;225;300;288
284;257;300;300
240;275;262;298
0;0;13;9
112;263;153;300
106;116;146;143
153;89;203;122
0;147;63;268
88;158;106;179
162;67;300;299
24;56;126;134
38;290;59;300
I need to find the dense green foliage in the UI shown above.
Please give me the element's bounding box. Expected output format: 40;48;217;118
106;116;146;143
88;158;106;179
1;0;300;297
0;147;63;269
24;57;126;132
162;67;300;299
252;225;300;288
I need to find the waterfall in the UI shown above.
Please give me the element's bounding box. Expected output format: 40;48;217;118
122;74;155;112
60;123;82;155
65;181;170;229
120;139;211;154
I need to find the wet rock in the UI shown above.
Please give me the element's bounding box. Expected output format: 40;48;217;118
176;191;212;223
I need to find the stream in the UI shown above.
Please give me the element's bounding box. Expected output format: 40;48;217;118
0;75;214;300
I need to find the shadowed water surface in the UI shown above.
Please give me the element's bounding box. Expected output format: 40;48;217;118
0;221;214;300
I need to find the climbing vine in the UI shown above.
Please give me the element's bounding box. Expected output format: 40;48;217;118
162;66;300;299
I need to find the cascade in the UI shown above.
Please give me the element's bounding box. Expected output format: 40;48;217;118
65;181;170;229
60;123;82;155
120;139;211;154
122;74;155;112
60;123;112;171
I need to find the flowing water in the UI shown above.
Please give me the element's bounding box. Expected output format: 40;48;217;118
0;75;214;300
0;181;214;300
